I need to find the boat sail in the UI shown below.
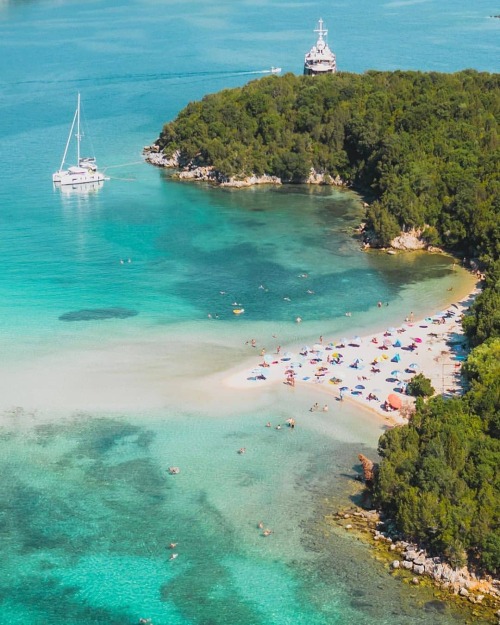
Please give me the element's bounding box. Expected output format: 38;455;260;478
53;93;105;186
303;18;337;76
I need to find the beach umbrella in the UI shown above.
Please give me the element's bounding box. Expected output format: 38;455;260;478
393;339;402;347
381;353;389;360
301;346;311;354
391;353;401;363
412;337;422;343
355;384;365;390
391;370;402;379
396;381;407;391
387;393;403;410
387;327;396;334
351;336;362;346
263;354;274;364
312;343;323;352
340;386;349;391
338;338;348;347
408;363;419;372
383;339;392;347
281;352;293;361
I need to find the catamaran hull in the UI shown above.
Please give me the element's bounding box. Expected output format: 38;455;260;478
53;171;105;186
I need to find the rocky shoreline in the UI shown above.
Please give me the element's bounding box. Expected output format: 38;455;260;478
333;506;500;624
143;146;348;189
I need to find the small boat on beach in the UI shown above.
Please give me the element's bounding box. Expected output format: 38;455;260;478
53;93;106;187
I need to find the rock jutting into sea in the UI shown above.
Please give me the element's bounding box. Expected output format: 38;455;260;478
334;506;500;622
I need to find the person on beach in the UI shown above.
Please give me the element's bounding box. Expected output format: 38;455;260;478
276;345;281;354
251;339;256;348
323;404;328;412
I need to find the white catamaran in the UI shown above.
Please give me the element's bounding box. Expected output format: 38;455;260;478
53;93;106;186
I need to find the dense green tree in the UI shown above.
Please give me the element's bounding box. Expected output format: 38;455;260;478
407;373;435;398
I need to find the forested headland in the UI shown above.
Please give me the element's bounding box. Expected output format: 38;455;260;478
151;70;499;577
152;70;499;256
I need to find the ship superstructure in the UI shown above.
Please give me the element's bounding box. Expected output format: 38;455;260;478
304;18;337;76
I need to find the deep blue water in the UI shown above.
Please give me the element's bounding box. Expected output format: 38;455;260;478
0;1;496;624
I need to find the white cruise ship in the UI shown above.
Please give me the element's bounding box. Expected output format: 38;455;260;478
303;19;337;76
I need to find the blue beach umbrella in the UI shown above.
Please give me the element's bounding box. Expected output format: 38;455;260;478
355;384;365;390
393;339;402;347
408;363;419;372
391;353;401;363
340;386;349;392
391;370;402;379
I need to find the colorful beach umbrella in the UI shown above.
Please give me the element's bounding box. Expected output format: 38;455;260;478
391;353;401;363
387;393;403;409
413;337;423;343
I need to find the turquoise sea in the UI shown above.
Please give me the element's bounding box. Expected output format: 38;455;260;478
0;1;497;624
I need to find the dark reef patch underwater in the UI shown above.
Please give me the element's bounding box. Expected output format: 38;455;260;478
59;308;138;322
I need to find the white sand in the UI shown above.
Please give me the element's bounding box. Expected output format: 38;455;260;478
224;289;480;424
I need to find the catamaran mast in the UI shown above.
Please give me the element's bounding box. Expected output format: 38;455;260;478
59;103;78;172
76;92;81;165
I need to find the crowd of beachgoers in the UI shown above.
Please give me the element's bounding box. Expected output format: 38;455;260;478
226;291;478;424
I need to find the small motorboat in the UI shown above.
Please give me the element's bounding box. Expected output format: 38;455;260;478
169;553;179;560
233;308;245;315
168;467;180;475
270;66;281;74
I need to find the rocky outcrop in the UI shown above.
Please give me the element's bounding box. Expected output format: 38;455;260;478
307;168;348;187
333;506;500;620
358;453;376;484
390;228;427;251
176;166;281;187
143;146;180;168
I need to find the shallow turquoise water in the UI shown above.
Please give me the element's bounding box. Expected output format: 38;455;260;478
0;1;496;623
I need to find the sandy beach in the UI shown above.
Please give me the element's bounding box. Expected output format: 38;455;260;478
225;287;480;424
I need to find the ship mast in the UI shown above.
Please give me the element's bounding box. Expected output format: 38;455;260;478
314;18;328;43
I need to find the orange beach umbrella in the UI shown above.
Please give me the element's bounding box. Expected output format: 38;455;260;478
387;393;403;410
